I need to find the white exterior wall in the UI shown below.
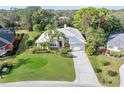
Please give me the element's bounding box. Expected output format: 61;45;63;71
49;40;59;48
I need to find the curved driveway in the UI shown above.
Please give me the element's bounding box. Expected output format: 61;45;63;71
0;27;101;87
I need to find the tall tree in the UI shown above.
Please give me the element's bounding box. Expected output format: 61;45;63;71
73;7;123;34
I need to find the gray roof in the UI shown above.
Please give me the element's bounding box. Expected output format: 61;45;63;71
0;29;14;48
107;33;124;49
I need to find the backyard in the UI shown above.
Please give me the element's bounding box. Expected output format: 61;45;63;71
0;30;75;83
89;55;124;87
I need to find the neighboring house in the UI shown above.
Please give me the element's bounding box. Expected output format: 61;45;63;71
0;29;15;56
107;33;124;52
35;27;69;49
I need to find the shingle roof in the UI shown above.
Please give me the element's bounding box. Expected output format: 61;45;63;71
0;29;14;48
107;33;124;49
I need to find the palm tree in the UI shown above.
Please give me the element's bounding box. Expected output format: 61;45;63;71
41;41;49;50
45;24;55;35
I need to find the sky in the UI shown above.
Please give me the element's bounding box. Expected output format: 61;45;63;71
0;6;124;10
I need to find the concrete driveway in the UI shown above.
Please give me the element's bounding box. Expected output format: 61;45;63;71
0;27;101;87
68;28;101;86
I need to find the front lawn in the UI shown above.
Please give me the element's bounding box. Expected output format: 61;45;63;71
89;55;124;87
0;30;75;83
0;50;75;83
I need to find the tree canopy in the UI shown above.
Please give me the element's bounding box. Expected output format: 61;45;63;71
73;7;124;55
73;7;123;34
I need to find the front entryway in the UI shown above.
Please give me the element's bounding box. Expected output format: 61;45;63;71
59;41;62;48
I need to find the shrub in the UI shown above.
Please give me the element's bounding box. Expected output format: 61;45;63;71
26;40;33;47
66;48;72;52
60;48;73;58
61;53;73;58
86;44;96;56
31;47;50;54
31;47;38;54
33;24;42;32
66;53;73;58
108;80;112;84
108;70;118;77
103;62;111;66
94;68;102;73
60;49;68;55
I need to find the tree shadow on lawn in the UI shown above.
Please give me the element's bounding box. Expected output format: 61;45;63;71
16;34;29;55
14;58;31;68
14;57;48;69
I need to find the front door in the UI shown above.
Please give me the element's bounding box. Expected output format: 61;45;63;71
59;41;62;48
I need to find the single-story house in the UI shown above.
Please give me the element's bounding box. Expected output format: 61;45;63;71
35;26;86;51
35;28;69;49
107;33;124;52
0;29;15;56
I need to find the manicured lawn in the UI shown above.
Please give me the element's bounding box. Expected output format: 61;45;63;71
89;55;124;87
0;50;75;83
0;30;75;83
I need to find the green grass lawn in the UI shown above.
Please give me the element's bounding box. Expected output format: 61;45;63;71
89;55;124;87
0;50;75;83
0;30;75;83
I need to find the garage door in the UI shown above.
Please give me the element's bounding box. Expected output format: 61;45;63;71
71;44;85;51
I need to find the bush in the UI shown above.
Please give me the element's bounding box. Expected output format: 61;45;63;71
33;24;42;32
108;80;112;84
103;62;111;66
61;53;73;58
66;48;72;52
86;44;96;56
66;53;73;58
31;47;50;54
60;48;73;58
94;68;102;73
26;40;33;47
60;49;68;55
31;47;38;54
108;70;118;77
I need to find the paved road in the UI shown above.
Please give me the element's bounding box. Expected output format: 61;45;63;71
119;64;124;87
0;27;101;87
